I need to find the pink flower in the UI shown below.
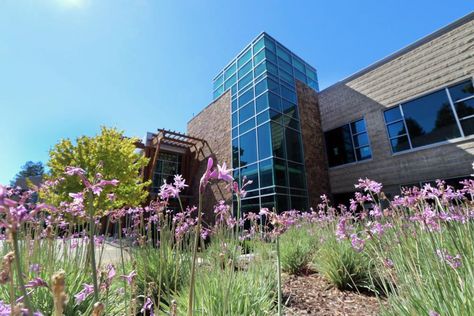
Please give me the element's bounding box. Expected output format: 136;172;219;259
350;233;365;252
141;297;154;316
65;167;86;176
173;175;188;190
200;157;218;193
25;277;48;289
355;178;382;194
74;283;94;304
120;270;137;286
217;162;234;183
436;249;462;269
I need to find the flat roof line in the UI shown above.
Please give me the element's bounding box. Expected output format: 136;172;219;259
323;11;474;90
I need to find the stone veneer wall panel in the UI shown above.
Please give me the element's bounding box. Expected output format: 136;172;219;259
296;81;330;207
187;91;232;219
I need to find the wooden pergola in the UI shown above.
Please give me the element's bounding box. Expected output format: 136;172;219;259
137;129;207;200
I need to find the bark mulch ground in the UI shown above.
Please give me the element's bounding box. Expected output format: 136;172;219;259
283;272;385;316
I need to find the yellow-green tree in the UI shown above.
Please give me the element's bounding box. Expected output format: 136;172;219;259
44;127;150;212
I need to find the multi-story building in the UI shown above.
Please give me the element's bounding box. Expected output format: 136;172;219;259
141;12;474;212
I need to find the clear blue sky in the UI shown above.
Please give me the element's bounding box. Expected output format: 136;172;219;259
0;0;472;184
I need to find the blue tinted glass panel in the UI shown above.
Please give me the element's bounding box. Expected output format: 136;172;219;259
288;162;305;189
231;84;237;95
232;138;239;167
356;146;371;160
239;89;253;107
455;98;474;118
253;37;265;53
270;110;282;124
239;129;257;166
279;69;294;85
281;99;296;114
238;72;253;90
351;119;366;133
266;61;278;76
239;102;255;123
285;128;303;162
238;49;252;68
239;118;255;134
224;63;236;80
293;57;305;73
238;61;253;78
461;117;474;136
274;158;287;187
271;122;286;158
254;49;265;65
276;45;291;63
384;107;402;123
255;79;268;96
306;68;316;81
448;80;474;102
232;127;238;138
259;158;273;187
390;136;410;152
353;133;369;148
264;37;276;52
231;98;238;112
387;121;406;138
278;58;292;74
265;49;277;63
401;90;461;148
213;89;222;100
232;112;238;126
254;62;266;78
267;77;279;94
258;123;272;159
256;93;269;112
268;92;282;112
281;85;296;103
308;79;318;90
257;111;269;124
225;74;236;90
294;69;307;83
213;74;223;90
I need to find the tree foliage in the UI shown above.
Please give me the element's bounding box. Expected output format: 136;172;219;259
43;127;150;211
10;161;45;187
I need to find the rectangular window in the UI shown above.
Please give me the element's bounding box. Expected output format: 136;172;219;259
325;118;371;167
384;79;472;153
237;48;252;68
448;79;474;136
224;63;236;80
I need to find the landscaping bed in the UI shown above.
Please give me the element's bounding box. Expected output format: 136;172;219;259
283;272;383;315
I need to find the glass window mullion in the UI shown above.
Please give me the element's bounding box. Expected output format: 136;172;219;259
446;87;465;138
348;122;358;162
399;105;413;150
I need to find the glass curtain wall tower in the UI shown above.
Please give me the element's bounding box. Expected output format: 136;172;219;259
212;32;319;213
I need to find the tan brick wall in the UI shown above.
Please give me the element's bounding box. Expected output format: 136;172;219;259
187;91;233;217
296;81;330;206
319;17;474;197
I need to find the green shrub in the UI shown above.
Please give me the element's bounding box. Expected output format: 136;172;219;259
279;226;318;275
173;257;276;316
313;234;372;291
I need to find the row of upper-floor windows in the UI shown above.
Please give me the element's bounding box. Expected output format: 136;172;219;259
384;79;474;153
324;78;474;168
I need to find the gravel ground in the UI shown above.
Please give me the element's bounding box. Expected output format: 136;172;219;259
283;272;385;316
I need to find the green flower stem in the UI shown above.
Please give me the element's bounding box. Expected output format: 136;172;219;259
188;193;202;316
276;233;282;316
12;231;34;316
87;191;100;302
118;218;128;309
